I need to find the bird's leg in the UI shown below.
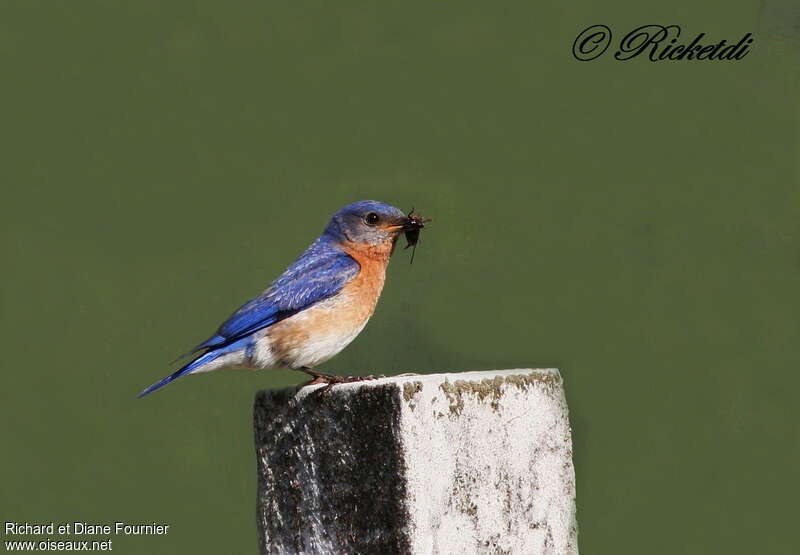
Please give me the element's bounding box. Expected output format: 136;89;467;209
298;367;342;386
297;367;379;394
316;374;379;396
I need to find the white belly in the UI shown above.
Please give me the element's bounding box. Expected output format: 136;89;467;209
251;294;375;370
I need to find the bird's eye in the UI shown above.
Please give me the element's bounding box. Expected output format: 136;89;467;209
364;212;380;226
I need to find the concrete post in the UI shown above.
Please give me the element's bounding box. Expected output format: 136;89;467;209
254;369;578;554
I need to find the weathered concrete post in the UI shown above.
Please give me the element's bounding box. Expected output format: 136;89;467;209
254;369;578;554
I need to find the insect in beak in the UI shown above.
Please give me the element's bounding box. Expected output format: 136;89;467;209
402;207;432;264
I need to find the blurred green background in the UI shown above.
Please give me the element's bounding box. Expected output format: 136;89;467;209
2;1;798;553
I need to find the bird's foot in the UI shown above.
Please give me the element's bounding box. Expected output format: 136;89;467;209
299;369;380;395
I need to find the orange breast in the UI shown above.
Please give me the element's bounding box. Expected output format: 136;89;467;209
337;239;393;315
266;239;393;368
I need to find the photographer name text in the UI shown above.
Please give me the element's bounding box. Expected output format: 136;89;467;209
573;24;753;61
3;521;170;552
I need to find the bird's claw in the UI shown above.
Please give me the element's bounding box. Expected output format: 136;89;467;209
301;373;379;396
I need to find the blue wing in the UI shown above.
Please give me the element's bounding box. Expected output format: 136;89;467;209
138;236;359;397
200;237;360;351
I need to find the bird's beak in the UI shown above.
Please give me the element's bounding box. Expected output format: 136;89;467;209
382;218;424;233
381;217;420;233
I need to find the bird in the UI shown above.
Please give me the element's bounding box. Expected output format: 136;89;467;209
138;200;428;397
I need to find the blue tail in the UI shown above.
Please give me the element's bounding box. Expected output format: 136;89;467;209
138;339;246;398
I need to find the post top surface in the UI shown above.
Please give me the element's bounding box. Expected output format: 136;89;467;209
259;368;561;399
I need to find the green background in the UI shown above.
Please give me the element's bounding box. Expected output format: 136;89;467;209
2;1;798;553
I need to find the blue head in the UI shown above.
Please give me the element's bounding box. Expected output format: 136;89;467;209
324;200;418;246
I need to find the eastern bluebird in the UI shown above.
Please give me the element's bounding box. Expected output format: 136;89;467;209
138;200;427;397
